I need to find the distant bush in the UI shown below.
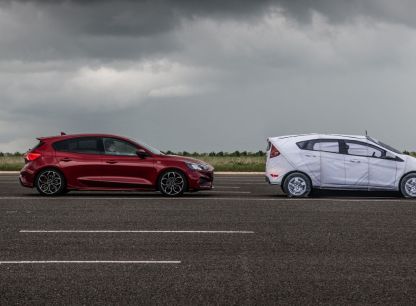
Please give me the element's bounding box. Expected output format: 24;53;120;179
166;150;266;157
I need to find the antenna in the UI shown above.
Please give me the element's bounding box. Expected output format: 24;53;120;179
365;130;368;137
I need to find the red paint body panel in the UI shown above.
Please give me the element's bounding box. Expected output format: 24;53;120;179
19;134;214;193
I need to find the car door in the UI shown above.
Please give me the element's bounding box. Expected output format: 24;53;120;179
297;139;321;185
366;144;398;189
54;137;106;188
343;140;369;189
100;137;156;188
318;139;346;187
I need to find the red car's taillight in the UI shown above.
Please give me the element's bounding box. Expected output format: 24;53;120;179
25;152;41;161
270;144;280;158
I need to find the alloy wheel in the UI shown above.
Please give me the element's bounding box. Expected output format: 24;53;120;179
287;176;307;196
37;170;63;195
404;178;416;197
160;171;185;196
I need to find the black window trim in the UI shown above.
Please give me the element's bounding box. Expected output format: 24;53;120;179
52;137;105;155
341;139;403;161
297;138;403;161
296;138;342;154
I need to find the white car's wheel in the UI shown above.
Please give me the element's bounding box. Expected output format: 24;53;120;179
400;174;416;198
283;173;311;198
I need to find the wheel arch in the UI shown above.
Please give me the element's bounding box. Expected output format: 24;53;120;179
34;166;67;186
398;171;416;189
281;170;313;188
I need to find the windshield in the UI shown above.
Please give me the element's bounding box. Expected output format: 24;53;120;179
132;139;164;155
367;137;402;155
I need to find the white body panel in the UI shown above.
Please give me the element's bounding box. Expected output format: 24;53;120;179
265;133;416;192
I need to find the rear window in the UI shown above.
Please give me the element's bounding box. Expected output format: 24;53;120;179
53;137;103;154
31;141;44;151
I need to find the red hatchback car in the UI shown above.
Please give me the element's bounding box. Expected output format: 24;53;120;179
20;134;214;196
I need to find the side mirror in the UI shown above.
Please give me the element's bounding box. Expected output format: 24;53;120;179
136;149;150;159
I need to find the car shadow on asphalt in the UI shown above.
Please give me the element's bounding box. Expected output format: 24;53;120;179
271;189;403;199
22;191;220;198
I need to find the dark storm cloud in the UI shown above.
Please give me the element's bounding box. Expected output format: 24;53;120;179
6;0;416;32
1;0;416;152
1;0;415;62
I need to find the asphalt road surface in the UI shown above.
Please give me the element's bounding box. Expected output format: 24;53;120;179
1;173;416;305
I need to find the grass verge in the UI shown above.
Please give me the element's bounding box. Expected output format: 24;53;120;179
0;156;24;171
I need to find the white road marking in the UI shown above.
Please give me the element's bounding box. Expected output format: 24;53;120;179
214;186;241;189
214;177;266;182
216;183;266;185
0;196;409;202
20;230;255;234
0;261;180;264
210;191;251;194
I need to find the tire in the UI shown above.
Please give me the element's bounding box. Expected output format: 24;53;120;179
283;172;312;198
35;168;66;196
400;173;416;198
158;170;188;197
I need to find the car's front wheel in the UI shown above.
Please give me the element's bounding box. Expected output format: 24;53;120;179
283;172;311;198
158;170;187;197
35;168;66;196
400;173;416;198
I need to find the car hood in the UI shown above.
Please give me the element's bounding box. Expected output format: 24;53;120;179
162;155;214;170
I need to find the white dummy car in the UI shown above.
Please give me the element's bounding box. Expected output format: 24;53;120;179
265;134;416;198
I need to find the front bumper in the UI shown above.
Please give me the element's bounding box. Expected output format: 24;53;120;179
187;170;214;190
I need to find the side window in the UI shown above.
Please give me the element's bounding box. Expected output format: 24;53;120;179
103;138;138;156
296;141;308;150
297;139;339;153
53;137;103;154
345;141;384;158
367;146;384;158
297;140;318;150
316;141;339;153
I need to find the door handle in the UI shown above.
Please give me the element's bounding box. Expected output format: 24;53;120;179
60;157;72;162
305;154;317;158
349;159;361;163
105;160;118;164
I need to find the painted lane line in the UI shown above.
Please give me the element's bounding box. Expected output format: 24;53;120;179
210;191;251;194
20;230;255;234
216;183;266;185
0;261;180;264
0;196;410;202
213;186;241;189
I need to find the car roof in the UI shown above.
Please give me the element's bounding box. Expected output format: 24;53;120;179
37;133;132;142
268;133;367;142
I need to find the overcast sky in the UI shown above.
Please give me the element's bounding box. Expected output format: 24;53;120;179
1;0;416;152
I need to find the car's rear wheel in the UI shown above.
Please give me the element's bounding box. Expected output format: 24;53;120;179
158;170;187;197
283;172;311;198
35;168;66;196
400;173;416;198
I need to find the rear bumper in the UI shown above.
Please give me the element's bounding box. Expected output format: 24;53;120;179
265;171;283;185
187;170;214;190
19;165;35;188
